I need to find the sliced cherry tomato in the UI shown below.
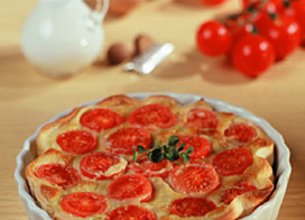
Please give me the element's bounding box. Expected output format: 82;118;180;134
80;108;125;132
196;20;232;56
212;147;253;176
222;183;256;204
169;163;220;195
107;127;152;155
60;192;107;218
129;159;173;178
224;123;257;143
231;34;275;77
186;109;218;133
200;0;226;6
170;197;216;217
106;205;156;220
255;14;301;60
56;130;97;155
35;164;80;188
128;104;177;128
80;152;127;180
107;174;153;202
40;185;58;198
178;136;211;160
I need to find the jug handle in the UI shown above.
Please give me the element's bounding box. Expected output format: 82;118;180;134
90;0;109;23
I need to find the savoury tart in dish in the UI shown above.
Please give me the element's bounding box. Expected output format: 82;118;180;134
26;94;275;220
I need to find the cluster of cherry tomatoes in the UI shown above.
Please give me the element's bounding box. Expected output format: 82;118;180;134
196;0;305;77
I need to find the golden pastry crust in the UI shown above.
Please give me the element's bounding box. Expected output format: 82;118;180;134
27;94;275;220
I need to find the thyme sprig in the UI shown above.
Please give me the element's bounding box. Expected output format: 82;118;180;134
133;136;194;164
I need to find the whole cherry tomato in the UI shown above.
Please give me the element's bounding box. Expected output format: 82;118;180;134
232;23;257;44
201;0;226;6
292;0;305;45
196;20;232;56
283;0;305;45
231;34;275;77
255;13;301;60
226;22;256;62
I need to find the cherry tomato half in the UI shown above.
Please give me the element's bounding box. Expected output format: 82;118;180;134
128;104;176;128
80;108;125;132
224;123;257;143
169;163;220;195
80;152;127;180
107;127;152;155
106;205;156;220
170;197;216;217
56;130;98;155
221;182;256;204
212;147;253;176
107;174;153;202
35;164;80;188
60;192;107;217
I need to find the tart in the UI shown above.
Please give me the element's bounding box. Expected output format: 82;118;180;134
26;95;274;220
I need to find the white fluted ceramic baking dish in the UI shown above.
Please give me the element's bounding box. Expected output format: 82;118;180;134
15;93;291;220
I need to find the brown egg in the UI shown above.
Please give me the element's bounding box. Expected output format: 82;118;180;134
134;34;155;56
107;43;132;65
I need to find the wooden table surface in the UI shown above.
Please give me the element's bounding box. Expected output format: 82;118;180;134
1;0;304;219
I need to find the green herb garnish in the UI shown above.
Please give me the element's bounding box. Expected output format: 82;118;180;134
177;143;185;152
185;147;194;154
180;153;191;163
132;136;194;164
164;145;180;161
148;148;164;163
132;150;139;162
137;145;146;153
168;135;179;146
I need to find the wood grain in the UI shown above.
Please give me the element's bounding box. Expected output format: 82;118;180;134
0;0;304;219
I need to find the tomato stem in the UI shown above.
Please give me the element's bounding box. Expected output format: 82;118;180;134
223;0;273;32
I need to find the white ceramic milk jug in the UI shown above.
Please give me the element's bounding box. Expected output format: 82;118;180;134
21;0;109;77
